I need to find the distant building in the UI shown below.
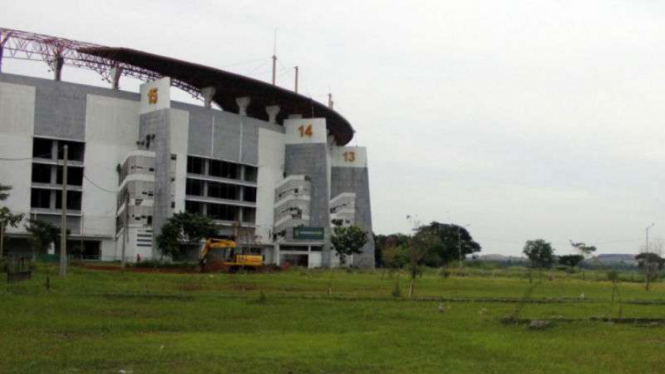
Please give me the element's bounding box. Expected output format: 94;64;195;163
0;28;374;268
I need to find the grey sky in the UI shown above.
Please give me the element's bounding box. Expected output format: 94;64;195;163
2;0;664;255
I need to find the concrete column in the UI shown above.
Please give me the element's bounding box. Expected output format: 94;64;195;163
202;87;216;109
110;66;122;90
54;55;64;81
265;105;280;124
236;97;251;116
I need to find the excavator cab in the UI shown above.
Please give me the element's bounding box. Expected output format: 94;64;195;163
199;238;264;273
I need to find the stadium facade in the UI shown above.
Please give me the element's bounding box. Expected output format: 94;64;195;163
0;28;374;268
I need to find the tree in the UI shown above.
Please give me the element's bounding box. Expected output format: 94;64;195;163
523;239;555;269
416;222;482;267
0;184;24;258
570;241;597;257
559;254;584;268
636;252;664;291
156;212;218;260
407;229;442;298
382;243;409;270
331;225;368;265
25;219;64;256
0;184;11;201
375;233;410;268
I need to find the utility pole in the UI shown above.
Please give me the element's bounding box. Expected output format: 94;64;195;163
271;54;277;85
59;145;68;277
645;223;655;290
294;66;299;93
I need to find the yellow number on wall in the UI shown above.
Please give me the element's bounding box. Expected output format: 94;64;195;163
343;151;356;162
298;124;313;138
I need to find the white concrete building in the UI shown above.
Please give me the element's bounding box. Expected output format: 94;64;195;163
0;28;375;268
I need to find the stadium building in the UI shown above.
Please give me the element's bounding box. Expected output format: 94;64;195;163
0;28;374;268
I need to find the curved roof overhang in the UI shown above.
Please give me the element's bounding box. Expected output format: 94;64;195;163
80;47;355;145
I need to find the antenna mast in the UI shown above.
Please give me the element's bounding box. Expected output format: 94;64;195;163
272;29;277;85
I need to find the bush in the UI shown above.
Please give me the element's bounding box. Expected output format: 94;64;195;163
607;270;619;282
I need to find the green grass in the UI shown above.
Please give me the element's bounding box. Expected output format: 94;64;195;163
1;265;664;373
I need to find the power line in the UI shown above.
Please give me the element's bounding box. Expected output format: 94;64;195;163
83;174;117;194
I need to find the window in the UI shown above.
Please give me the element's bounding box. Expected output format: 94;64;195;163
209;160;223;177
210;160;239;179
242;207;256;223
207;203;238;221
187;156;205;174
57;141;85;162
55;191;82;210
222;162;239;179
243;187;257;203
56;166;84;186
208;182;239;200
186;179;204;196
244;166;258;182
185;201;204;215
31;164;52;184
30;189;51;209
33;138;53;159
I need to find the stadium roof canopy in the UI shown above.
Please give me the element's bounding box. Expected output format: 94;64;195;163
0;28;354;145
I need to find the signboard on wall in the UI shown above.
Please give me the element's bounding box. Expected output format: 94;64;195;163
140;77;171;114
293;226;325;241
330;146;368;168
284;118;327;144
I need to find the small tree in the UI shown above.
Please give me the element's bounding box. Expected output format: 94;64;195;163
25;219;62;256
570;241;596;257
407;229;441;298
570;241;596;279
559;254;584;268
0;184;24;258
330;225;368;266
636;252;664;291
156;212;218;260
523;239;555;270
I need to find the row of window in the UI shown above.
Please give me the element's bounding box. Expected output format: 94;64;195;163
31;163;84;186
185;201;256;223
33;138;85;162
185;179;257;202
187;156;258;182
30;188;82;211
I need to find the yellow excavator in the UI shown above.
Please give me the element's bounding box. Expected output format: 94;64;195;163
198;238;264;273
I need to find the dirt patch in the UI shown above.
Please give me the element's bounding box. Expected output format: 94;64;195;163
78;264;197;274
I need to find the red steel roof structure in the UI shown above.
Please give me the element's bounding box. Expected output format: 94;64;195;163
0;28;354;145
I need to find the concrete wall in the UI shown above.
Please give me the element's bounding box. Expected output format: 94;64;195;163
84;94;140;241
0;80;35;233
283;118;331;266
331;147;375;269
256;127;285;245
139;109;171;257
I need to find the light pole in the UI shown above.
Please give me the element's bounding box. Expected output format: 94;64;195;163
458;224;470;268
646;223;655;254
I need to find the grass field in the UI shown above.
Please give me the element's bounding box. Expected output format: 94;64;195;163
1;264;665;374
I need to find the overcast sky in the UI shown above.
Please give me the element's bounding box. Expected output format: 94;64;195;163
2;0;664;256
